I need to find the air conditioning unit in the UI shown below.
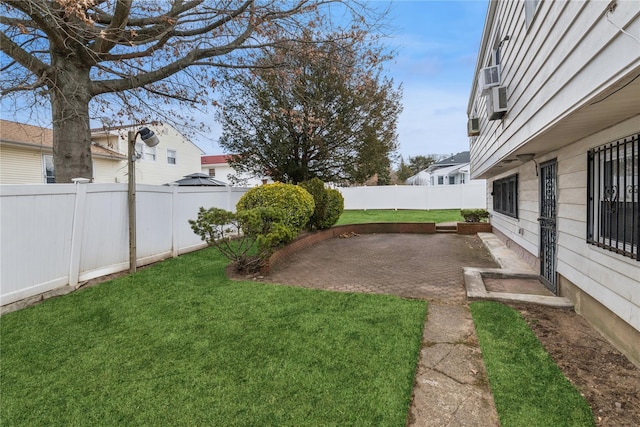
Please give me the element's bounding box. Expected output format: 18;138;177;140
481;65;501;91
467;117;480;136
486;86;507;120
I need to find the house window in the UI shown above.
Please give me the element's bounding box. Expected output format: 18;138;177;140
449;176;456;185
587;134;639;260
525;0;539;28
493;174;518;218
438;176;444;185
43;155;55;183
167;149;177;165
135;142;157;161
209;168;216;177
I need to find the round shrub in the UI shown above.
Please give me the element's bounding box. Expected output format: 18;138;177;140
236;182;314;234
320;188;344;229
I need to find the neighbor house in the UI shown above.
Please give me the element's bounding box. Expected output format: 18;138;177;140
406;151;488;188
0;119;124;184
406;151;473;185
92;123;204;185
468;0;639;364
201;154;271;187
0;120;203;185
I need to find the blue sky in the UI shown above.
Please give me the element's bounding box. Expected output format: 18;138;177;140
1;1;488;162
195;0;489;160
383;0;488;160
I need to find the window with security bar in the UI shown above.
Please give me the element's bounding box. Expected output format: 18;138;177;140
587;133;639;260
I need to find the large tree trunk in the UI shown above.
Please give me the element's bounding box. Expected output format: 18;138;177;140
49;56;93;183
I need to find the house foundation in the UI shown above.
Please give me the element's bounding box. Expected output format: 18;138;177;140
491;229;640;368
559;275;640;369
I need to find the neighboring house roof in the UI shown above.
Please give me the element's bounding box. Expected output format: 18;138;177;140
425;151;470;173
1;119;125;160
433;163;468;176
405;170;430;185
433;151;470;166
168;173;227;186
201;154;233;166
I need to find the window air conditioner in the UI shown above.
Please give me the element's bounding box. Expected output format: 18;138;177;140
481;65;501;91
486;86;507;120
467;117;480;136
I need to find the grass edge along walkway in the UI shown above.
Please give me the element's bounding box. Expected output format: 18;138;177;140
1;246;427;426
470;301;595;427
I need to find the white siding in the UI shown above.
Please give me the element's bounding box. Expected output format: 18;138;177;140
201;163;270;187
487;117;640;331
110;124;204;185
93;158;123;183
0;145;47;183
470;0;640;177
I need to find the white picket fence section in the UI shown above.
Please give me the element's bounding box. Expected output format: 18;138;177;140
337;181;487;210
1;182;486;306
0;183;248;306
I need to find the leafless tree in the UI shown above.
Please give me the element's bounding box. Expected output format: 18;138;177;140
1;0;383;182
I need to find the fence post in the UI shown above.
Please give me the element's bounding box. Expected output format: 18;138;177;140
68;178;90;288
171;184;180;258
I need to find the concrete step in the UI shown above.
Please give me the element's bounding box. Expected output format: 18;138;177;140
436;225;457;234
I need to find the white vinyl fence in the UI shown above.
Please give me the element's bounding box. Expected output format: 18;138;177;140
1;181;486;306
1;183;248;306
337;181;487;210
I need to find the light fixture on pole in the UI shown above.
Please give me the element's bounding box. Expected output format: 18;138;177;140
128;127;160;273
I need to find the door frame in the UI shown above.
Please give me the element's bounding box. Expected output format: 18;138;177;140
539;159;558;294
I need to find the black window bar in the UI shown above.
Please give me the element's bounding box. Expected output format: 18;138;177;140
587;133;639;260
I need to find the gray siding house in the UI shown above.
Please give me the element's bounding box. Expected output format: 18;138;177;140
468;0;639;365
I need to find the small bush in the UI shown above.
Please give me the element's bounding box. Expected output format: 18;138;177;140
299;178;343;230
237;183;314;236
460;209;490;223
189;206;294;272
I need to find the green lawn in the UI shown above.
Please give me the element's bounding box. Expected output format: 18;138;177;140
336;209;463;225
470;301;594;427
1;247;426;426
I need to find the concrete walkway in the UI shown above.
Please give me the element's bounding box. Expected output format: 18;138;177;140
409;303;499;426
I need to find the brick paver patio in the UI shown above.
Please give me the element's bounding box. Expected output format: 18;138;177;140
264;233;499;304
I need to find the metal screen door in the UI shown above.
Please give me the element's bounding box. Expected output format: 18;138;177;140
539;160;558;293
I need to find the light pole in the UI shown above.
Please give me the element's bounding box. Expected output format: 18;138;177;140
128;127;160;273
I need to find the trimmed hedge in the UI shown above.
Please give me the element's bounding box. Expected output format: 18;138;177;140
460;209;489;223
237;182;315;235
299;178;344;230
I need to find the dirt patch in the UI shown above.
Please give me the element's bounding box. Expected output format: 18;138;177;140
483;277;554;296
509;303;640;426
